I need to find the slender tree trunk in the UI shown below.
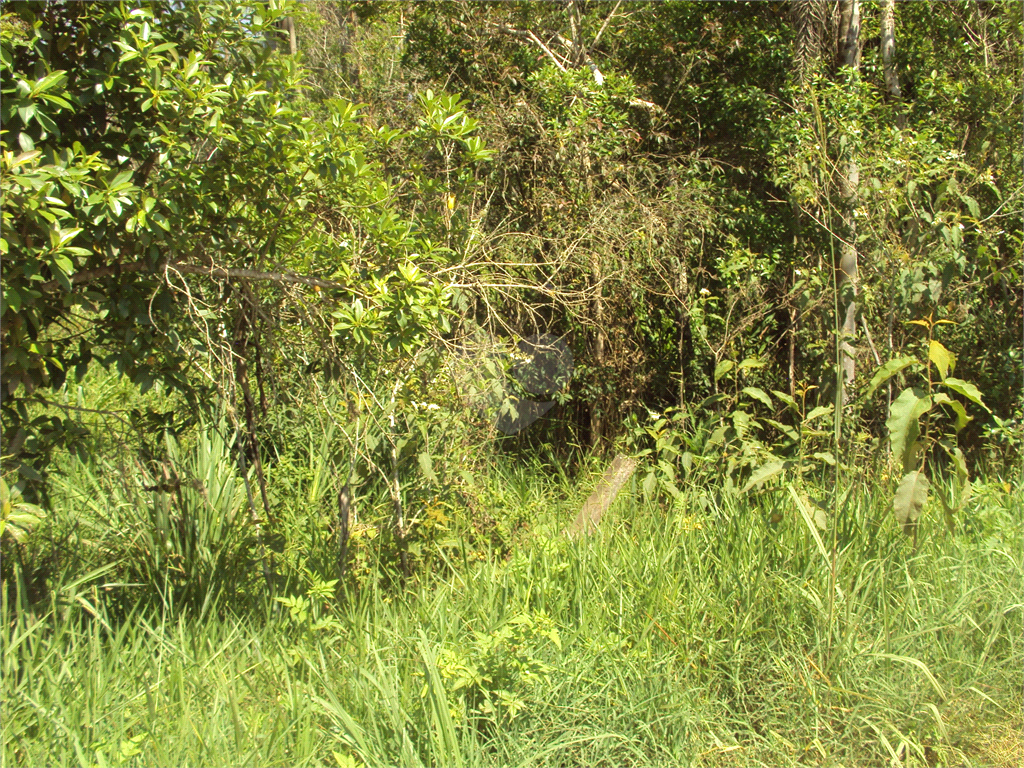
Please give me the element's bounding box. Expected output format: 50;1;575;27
337;483;350;580
275;16;297;56
837;158;859;399
232;303;274;589
881;0;901;99
234;307;273;533
880;0;906;129
789;202;800;397
678;256;689;411
836;0;861;403
590;251;605;450
837;0;861;70
388;379;408;575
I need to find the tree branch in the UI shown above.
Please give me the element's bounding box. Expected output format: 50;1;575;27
39;259;349;293
591;0;623;51
495;24;568;72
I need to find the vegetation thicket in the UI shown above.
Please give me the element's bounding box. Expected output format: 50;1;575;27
1;2;1020;766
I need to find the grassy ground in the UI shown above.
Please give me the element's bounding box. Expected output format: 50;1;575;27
3;460;1021;767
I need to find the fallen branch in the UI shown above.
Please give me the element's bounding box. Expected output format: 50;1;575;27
566;453;638;539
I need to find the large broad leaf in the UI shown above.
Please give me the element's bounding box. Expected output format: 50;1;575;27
931;393;970;432
764;417;800;443
771;390;799;413
714;360;734;382
742;386;773;409
938;440;970;484
742;459;786;493
928;341;954;381
940;378;990;412
417;452;437;484
706;425;729;449
893;470;930;534
642;470;657;500
886;388;928;471
865;357;919;399
805;405;833;423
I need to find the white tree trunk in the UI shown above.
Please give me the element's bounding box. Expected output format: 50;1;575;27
881;0;901;99
836;0;861;401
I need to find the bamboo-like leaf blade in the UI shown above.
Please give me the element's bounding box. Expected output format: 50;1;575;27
771;390;799;412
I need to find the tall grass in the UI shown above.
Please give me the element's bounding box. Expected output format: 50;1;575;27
3;458;1021;767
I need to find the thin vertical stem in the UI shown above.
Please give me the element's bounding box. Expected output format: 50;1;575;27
828;214;842;655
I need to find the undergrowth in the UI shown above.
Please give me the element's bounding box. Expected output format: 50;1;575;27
3;458;1021;767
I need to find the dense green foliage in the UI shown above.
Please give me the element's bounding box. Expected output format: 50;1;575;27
2;2;1021;766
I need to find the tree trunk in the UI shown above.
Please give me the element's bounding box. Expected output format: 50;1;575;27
677;255;689;411
388;381;408;575
881;0;901;99
275;16;297;56
791;0;835;81
836;0;861;402
837;0;861;71
337;483;350;580
590;252;605;450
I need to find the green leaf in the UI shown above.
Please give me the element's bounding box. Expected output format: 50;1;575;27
886;388;924;472
109;170;134;190
952;446;968;484
771;390;799;413
4;288;22;314
56;227;83;248
787;485;830;562
893;470;929;534
417;452;437;484
865;356;918;399
804;405;833;423
936;491;956;534
940;378;989;412
713;360;734;382
764;418;799;443
928;340;954;381
937;440;970;484
706;425;728;449
642;470;657;499
741;459;786;493
741;387;772;409
931;393;970;432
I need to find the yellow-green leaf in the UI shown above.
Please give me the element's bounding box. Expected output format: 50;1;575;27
893;470;929;534
928;340;954;380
